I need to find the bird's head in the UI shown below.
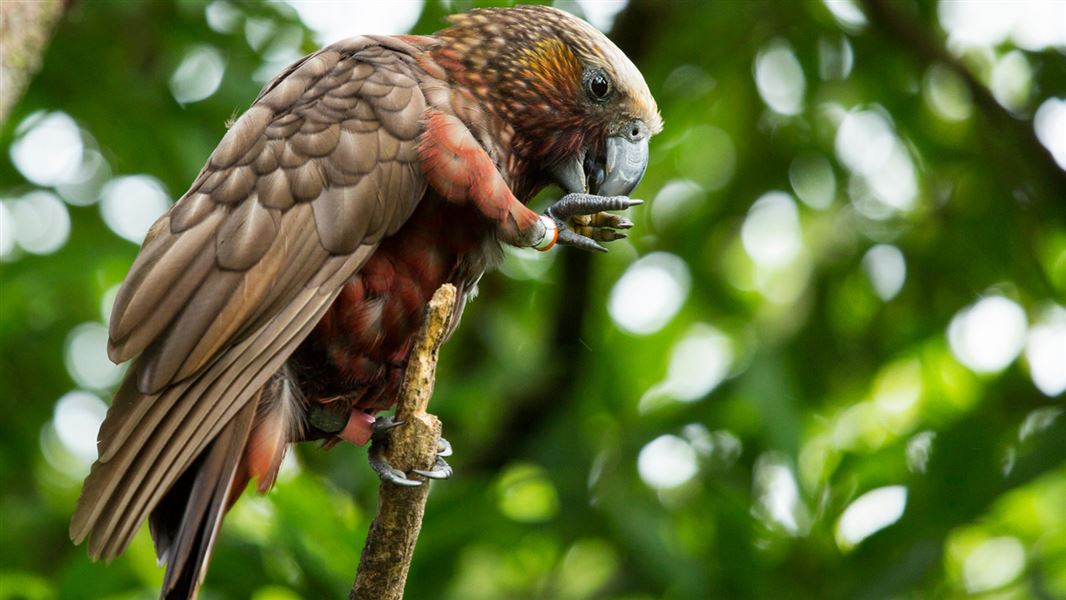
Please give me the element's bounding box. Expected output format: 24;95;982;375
434;5;663;199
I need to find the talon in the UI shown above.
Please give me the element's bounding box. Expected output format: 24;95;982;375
368;441;422;487
370;415;404;439
413;456;453;480
558;229;607;253
437;437;453;457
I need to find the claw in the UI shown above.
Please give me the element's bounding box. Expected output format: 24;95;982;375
370;415;404;439
437;437;453;457
368;441;422;487
559;228;607;253
413;456;453;480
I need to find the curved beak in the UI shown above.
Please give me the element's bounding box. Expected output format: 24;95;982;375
550;120;650;197
598;134;649;197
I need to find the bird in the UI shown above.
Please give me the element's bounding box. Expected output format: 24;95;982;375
70;5;662;599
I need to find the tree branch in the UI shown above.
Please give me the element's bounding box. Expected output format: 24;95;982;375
0;0;66;124
350;284;457;600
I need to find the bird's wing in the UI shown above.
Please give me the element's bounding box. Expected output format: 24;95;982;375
71;35;429;559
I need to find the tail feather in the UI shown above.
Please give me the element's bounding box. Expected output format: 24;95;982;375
150;398;257;600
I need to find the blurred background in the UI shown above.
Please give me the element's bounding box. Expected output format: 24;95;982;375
2;0;1065;598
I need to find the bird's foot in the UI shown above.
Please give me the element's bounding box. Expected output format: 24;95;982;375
367;415;453;487
544;193;641;252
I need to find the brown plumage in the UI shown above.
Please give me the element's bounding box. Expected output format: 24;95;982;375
71;6;660;599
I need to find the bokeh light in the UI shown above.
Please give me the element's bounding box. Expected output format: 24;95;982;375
962;536;1026;593
52;390;109;467
7;190;70;255
9;111;83;186
609;252;690;335
836;486;907;549
754;453;809;535
754;40;806;116
284;0;424;43
637;434;698;490
64;322;123;390
170;44;226;104
99;175;171;243
862;244;906;301
1026;305;1066;396
948;295;1028;375
1034;97;1066;170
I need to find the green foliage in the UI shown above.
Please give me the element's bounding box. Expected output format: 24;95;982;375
1;1;1064;598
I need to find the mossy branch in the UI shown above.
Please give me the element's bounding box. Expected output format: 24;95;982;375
350;284;456;600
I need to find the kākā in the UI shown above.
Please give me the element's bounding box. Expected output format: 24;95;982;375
70;5;661;598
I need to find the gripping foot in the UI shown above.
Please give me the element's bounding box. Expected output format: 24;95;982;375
545;193;642;253
367;416;454;486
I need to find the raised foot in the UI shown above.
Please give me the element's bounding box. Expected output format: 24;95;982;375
545;193;642;253
367;415;454;487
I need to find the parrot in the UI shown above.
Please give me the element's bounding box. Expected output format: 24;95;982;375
70;5;662;599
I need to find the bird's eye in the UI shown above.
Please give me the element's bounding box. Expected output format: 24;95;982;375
586;71;612;101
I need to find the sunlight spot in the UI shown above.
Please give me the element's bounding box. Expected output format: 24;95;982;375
862;244;906;301
836;109;895;176
65;322;123;390
57;148;111;207
754;40;806;116
0;202;15;259
53;390;108;464
1019;407;1062;442
906;431;935;474
244;17;275;51
823;0;867;31
1034;98;1066;171
1009;0;1066;51
940;0;1066;51
868;141;917;212
939;0;1014;48
948;295;1028;374
990;50;1031;112
651;178;704;231
574;0;628;32
818;36;853;81
789;153;836;210
100;175;171;244
638;435;698;490
963;536;1026;593
836;486;907;549
286;0;423;44
662;324;733;402
1026;305;1066;396
837;109;918;215
753;453;809;535
170;45;226;105
9;190;70;255
742;192;803;268
923;63;973;121
10;111;83;186
496;463;559;522
609;252;690;335
205;0;242;34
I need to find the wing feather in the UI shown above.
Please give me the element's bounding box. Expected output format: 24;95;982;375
73;35;430;559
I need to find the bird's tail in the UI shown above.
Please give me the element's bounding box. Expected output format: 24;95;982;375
148;397;257;600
